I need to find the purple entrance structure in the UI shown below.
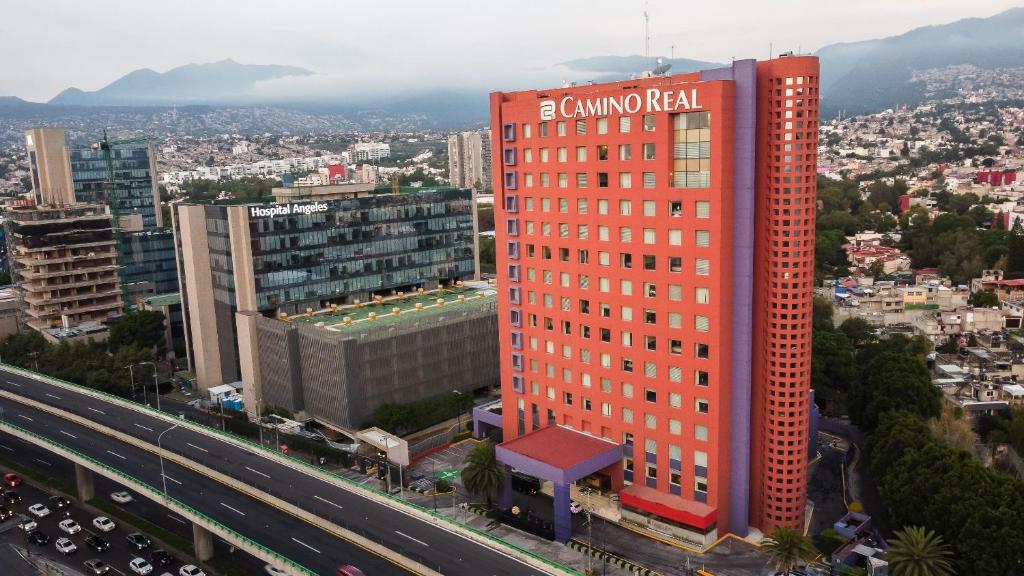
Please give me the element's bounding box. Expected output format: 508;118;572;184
494;425;623;543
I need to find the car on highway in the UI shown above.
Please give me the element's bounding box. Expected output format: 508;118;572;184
179;565;206;576
84;559;112;575
336;566;365;576
3;490;22;504
28;503;51;517
264;565;287;576
111;491;134;504
129;557;154;575
92;516;116;532
0;505;13;520
28;530;51;545
126;532;152;550
3;473;21;487
59;518;82;534
56;537;78;555
49;495;71;510
569;500;583;514
19;518;37;532
151;549;173;567
84;535;111;553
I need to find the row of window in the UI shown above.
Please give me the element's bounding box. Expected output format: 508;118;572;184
522;223;711;247
520;197;710;219
519;114;658;139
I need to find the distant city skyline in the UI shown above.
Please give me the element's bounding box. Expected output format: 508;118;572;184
2;0;1021;102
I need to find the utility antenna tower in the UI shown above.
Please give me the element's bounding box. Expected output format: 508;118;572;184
643;2;650;58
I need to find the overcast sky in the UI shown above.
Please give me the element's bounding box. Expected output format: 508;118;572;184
2;0;1020;102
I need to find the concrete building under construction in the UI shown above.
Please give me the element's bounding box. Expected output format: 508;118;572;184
6;204;123;336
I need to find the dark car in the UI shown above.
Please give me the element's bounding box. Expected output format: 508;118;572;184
3;490;22;504
84;559;111;575
125;532;152;550
28;530;50;545
0;505;12;520
336;566;365;576
84;535;111;553
151;549;174;566
49;495;71;510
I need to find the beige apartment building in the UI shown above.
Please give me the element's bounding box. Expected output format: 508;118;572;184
447;130;492;190
24;128;75;206
6;204;123;333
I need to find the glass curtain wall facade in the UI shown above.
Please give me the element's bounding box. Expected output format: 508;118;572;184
69;142;160;228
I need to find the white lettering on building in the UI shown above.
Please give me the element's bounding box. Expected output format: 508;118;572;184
249;202;329;219
547;88;701;120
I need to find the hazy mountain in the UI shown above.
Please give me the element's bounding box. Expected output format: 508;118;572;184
817;7;1024;117
49;59;313;106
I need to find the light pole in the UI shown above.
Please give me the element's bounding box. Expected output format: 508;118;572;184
157;424;178;498
124;364;137;401
452;389;464;432
137;362;160;411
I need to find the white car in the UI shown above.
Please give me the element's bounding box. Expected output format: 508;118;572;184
19;519;37;532
28;503;51;518
264;565;287;576
111;491;134;504
55;537;77;555
179;565;206;576
58;518;82;534
92;516;116;532
569;500;583;514
130;557;154;575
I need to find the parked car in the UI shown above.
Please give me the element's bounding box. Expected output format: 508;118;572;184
3;490;22;504
130;557;154;575
0;505;13;520
28;503;51;518
84;559;111;575
3;473;21;487
49;495;71;509
126;532;152;550
151;549;174;567
56;537;78;555
179;565;206;576
84;535;111;553
59;518;82;534
92;516;116;532
111;491;134;504
19;518;37;532
28;530;51;545
336;566;365;576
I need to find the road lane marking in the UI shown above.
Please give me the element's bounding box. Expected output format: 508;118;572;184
245;466;270;479
4;380;20;387
313;495;343;510
220;502;245;516
187;443;208;453
59;430;77;439
45;393;61;400
88;408;106;415
16;414;32;422
133;424;154;432
0;444;12;452
291;537;321;554
162;474;182;485
395;530;428;546
35;458;51;466
167;514;186;525
106;450;127;460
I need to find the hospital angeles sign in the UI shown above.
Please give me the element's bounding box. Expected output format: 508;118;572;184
539;87;701;121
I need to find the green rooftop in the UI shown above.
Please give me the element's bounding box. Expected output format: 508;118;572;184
287;284;496;333
144;293;181;307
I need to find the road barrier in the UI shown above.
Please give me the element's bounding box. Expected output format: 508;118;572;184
0;364;580;576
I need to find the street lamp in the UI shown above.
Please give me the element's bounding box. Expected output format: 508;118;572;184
137;362;161;412
157;424;178;498
580;486;595;575
123;364;138;401
452;389;464;432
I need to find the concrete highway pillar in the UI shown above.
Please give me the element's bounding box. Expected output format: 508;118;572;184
193;523;214;561
74;464;94;502
553;481;572;543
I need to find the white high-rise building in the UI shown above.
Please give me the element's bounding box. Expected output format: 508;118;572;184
447;130;492;191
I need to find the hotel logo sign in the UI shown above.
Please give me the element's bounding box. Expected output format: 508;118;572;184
540;87;701;120
249;202;329;219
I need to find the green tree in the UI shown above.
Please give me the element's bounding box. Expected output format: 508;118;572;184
812;330;855;414
478;235;496;274
850;337;940;431
971;290;999;308
108;310;166;355
1008;220;1024;278
813;297;835;333
839;317;874;348
461;441;504;506
886;526;955;576
762;526;817;574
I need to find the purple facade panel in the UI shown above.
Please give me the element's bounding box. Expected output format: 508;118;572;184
701;59;756;537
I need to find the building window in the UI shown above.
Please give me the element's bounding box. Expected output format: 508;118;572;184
647;465;657;479
695;201;711;219
564;392;573;406
669;392;681;408
522;123;532;139
576;173;588;188
621;253;632;268
619;199;632;216
622;407;634;424
596;117;608;134
668;229;682;246
576;146;587;162
695;425;709;441
622;382;633;398
696;287;710;304
695;230;710;247
576;119;587;135
619;144;631;160
643;143;656;160
643;228;656;244
669;257;682;273
643;172;656;188
696;399;710;414
669;419;682;435
645;388;657;403
619;116;631;133
696;343;709;359
643;255;656;271
597;145;609;160
539;122;548;137
620;172;632;189
669;201;682;217
695;258;710;276
601;402;612;417
598;173;609;188
672;111;711;188
695;315;709;332
696;370;710;387
642;114;656;131
557;121;567;136
645;413;657;429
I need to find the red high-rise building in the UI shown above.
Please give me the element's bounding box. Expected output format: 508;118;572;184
483;55;818;544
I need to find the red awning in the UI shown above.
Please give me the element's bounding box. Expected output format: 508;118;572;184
619;484;717;530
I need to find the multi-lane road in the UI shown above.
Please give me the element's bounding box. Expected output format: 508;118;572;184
0;367;554;576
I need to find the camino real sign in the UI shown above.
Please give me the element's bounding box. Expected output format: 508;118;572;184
539;87;702;121
249;202;329;219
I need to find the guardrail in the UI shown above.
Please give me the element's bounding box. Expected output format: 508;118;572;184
0;364;580;576
0;418;315;576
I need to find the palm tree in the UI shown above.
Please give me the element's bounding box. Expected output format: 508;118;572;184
763;526;817;574
461;441;504;506
886;526;955;576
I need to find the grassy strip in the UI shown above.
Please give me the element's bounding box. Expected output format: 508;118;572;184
87;497;195;557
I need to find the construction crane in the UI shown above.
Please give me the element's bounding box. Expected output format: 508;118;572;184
93;130;149;311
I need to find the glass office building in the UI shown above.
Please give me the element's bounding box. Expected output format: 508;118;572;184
69;141;162;229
